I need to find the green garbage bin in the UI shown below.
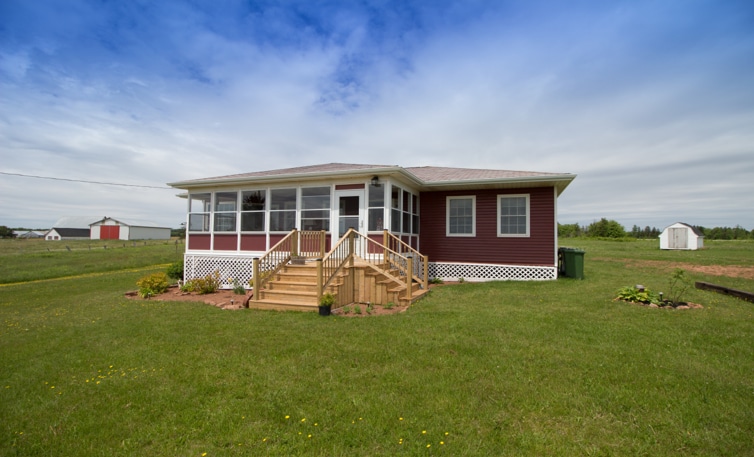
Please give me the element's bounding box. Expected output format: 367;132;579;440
559;247;585;279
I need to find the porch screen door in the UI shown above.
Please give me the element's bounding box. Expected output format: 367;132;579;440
334;190;364;249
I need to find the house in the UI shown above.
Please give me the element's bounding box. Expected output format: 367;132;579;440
45;217;98;240
167;163;576;310
659;222;704;250
90;217;171;240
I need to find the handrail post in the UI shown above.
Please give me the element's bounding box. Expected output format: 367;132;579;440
406;255;413;301
252;257;260;301
422;254;429;290
383;229;389;267
320;230;326;258
291;229;299;257
316;258;323;302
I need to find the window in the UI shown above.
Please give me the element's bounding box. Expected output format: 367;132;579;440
498;194;529;237
446;196;475;236
301;187;331;231
269;188;296;232
214;192;237;232
241;189;266;232
188;193;211;232
368;182;385;231
402;190;411;233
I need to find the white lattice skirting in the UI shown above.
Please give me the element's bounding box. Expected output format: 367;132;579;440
429;262;557;281
184;254;557;286
184;254;258;289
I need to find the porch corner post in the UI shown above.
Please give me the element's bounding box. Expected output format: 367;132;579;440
252;257;260;301
320;230;326;257
316;258;323;302
405;255;413;301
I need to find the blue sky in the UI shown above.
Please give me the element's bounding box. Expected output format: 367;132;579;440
1;0;753;230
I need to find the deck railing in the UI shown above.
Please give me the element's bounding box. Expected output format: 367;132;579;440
316;229;428;302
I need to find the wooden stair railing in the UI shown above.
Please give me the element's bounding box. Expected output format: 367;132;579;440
382;230;429;291
252;229;327;302
316;229;355;304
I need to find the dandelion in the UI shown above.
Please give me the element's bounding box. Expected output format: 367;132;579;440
422;430;427;435
440;441;445;445
427;444;431;448
301;418;306;422
307;434;312;439
285;415;290;420
399;417;403;421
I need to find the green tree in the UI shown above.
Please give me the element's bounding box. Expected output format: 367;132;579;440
586;218;626;238
0;226;16;238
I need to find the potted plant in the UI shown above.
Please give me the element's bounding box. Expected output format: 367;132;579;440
319;292;335;316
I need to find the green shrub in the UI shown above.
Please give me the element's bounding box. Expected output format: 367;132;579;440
191;271;221;295
166;259;184;280
136;272;170;298
615;286;660;304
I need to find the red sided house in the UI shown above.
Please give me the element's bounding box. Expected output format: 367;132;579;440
168;163;576;311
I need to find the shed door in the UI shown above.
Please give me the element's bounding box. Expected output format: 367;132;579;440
101;225;120;240
669;227;687;249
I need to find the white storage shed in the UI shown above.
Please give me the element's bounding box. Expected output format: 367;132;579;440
659;222;704;250
90;217;171;241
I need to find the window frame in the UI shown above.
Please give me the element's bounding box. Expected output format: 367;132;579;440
497;194;530;237
446;195;476;237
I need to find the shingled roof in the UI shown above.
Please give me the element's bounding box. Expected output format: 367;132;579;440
168;163;576;194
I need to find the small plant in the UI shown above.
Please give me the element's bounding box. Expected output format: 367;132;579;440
319;292;335;307
353;304;362;315
179;280;194;293
341;305;352;314
384;301;395;310
366;303;374;314
458;277;465;283
668;268;690;305
165;259;184;281
136;272;170;298
228;278;246;295
615;286;660;305
429;277;444;285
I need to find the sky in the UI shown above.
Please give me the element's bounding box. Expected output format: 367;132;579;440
1;0;753;231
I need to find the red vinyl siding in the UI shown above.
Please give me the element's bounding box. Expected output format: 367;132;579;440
241;234;267;251
419;187;555;266
213;234;238;250
188;234;211;250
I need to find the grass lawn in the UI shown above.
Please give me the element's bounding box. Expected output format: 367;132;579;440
1;239;753;456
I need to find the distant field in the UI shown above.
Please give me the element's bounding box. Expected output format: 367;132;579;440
1;239;752;456
0;238;184;284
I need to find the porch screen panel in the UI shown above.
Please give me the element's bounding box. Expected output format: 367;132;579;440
188;193;211;232
391;185;401;232
214;191;237;232
241;190;266;232
368;182;385;231
301;187;330;231
270;188;296;232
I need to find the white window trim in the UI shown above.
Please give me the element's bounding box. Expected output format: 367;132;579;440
497;194;530;237
446;195;476;237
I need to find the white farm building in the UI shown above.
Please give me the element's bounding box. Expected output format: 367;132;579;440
90;217;171;241
659;222;704;250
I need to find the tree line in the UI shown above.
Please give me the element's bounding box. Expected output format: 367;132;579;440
559;219;754;240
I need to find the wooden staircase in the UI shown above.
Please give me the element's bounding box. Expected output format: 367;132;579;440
246;229;430;312
248;258;428;312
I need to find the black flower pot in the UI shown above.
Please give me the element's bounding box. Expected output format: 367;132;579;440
318;305;331;316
